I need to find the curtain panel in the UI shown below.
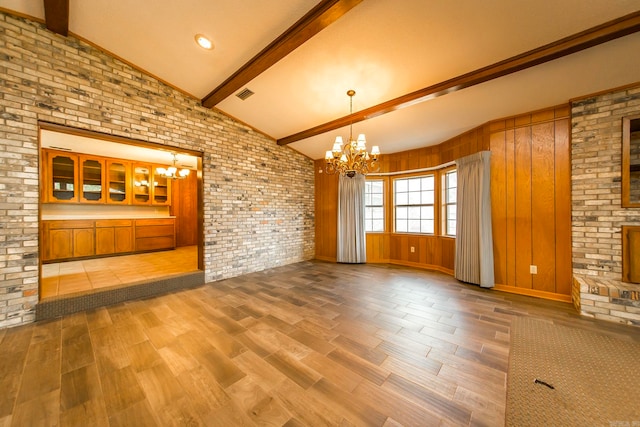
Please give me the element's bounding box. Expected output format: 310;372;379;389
454;151;494;288
337;173;366;263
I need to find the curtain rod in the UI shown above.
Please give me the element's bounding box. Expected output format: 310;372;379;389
367;160;456;177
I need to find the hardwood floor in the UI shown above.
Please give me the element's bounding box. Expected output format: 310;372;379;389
3;261;638;426
40;246;199;299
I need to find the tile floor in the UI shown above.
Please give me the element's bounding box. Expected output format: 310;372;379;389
40;246;199;300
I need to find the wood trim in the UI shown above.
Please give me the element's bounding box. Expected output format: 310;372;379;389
388;260;453;276
493;284;573;303
277;11;640;146
622;114;640;208
43;0;68;36
201;0;363;108
622;225;640;283
39;121;203;157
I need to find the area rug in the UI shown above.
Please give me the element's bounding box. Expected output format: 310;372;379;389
505;317;640;426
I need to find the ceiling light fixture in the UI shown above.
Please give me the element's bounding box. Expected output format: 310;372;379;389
195;34;213;50
156;153;191;180
325;90;380;178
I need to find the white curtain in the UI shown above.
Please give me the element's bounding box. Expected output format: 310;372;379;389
455;151;494;288
337;173;366;263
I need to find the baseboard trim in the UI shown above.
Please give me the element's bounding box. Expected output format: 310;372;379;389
493;284;572;303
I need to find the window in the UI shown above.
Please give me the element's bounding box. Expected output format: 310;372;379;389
442;169;457;236
394;175;434;234
365;180;384;232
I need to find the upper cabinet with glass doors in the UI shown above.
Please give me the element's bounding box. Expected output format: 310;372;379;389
106;160;130;204
47;151;78;203
79;156;105;203
42;148;171;206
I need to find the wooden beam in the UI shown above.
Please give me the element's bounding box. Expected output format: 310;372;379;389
43;0;69;36
201;0;363;108
277;10;640;146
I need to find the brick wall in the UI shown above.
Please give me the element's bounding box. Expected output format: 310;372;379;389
571;85;640;278
0;12;315;328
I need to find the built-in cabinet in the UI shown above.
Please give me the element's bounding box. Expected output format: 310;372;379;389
43;149;171;206
41;218;175;262
107;160;130;204
42;220;96;261
95;220;134;255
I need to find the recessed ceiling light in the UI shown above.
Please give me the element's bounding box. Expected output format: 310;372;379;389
195;34;213;50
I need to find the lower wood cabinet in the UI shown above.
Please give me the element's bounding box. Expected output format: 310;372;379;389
95;220;134;255
134;219;176;251
42;218;175;262
43;220;95;261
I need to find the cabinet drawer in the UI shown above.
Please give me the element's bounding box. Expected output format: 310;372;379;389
95;219;133;227
135;225;174;238
135;236;175;251
135;218;175;227
46;220;95;229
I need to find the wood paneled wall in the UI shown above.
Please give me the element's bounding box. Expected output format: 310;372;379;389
490;106;572;300
314;105;572;301
171;171;199;247
314;164;339;261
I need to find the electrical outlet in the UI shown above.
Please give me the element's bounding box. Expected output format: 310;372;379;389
530;265;538;274
410;246;415;253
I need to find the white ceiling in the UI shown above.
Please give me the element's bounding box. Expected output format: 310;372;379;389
2;0;640;160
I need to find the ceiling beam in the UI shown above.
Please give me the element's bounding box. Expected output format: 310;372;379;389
43;0;69;36
201;0;363;109
277;10;640;146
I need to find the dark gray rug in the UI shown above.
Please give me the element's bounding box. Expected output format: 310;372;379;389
506;317;640;426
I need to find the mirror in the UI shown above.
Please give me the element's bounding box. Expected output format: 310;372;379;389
622;115;640;207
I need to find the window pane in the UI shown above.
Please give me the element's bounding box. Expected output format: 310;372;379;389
447;220;456;236
396;219;407;232
408;191;421;205
408;206;420;219
421;190;434;204
396;206;408;219
447;172;457;187
448;205;456;220
395;179;407;192
422;176;434;190
396;192;408;205
366;180;384;232
421;206;434;220
372;207;384;219
447;187;457;203
421;219;434;234
408;219;421;233
408;178;421;192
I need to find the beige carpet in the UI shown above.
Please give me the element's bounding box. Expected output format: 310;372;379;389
506;317;640;426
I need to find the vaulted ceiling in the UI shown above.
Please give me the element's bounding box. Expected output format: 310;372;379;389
2;0;640;159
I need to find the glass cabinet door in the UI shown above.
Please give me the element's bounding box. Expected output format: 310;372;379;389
49;153;77;202
107;161;129;204
152;166;170;205
133;165;151;204
80;157;104;203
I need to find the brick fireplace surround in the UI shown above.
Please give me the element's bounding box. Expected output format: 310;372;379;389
571;85;640;326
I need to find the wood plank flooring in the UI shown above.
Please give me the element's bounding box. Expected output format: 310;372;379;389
2;261;639;426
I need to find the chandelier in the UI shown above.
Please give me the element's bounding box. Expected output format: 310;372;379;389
325;90;380;177
156;153;190;179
